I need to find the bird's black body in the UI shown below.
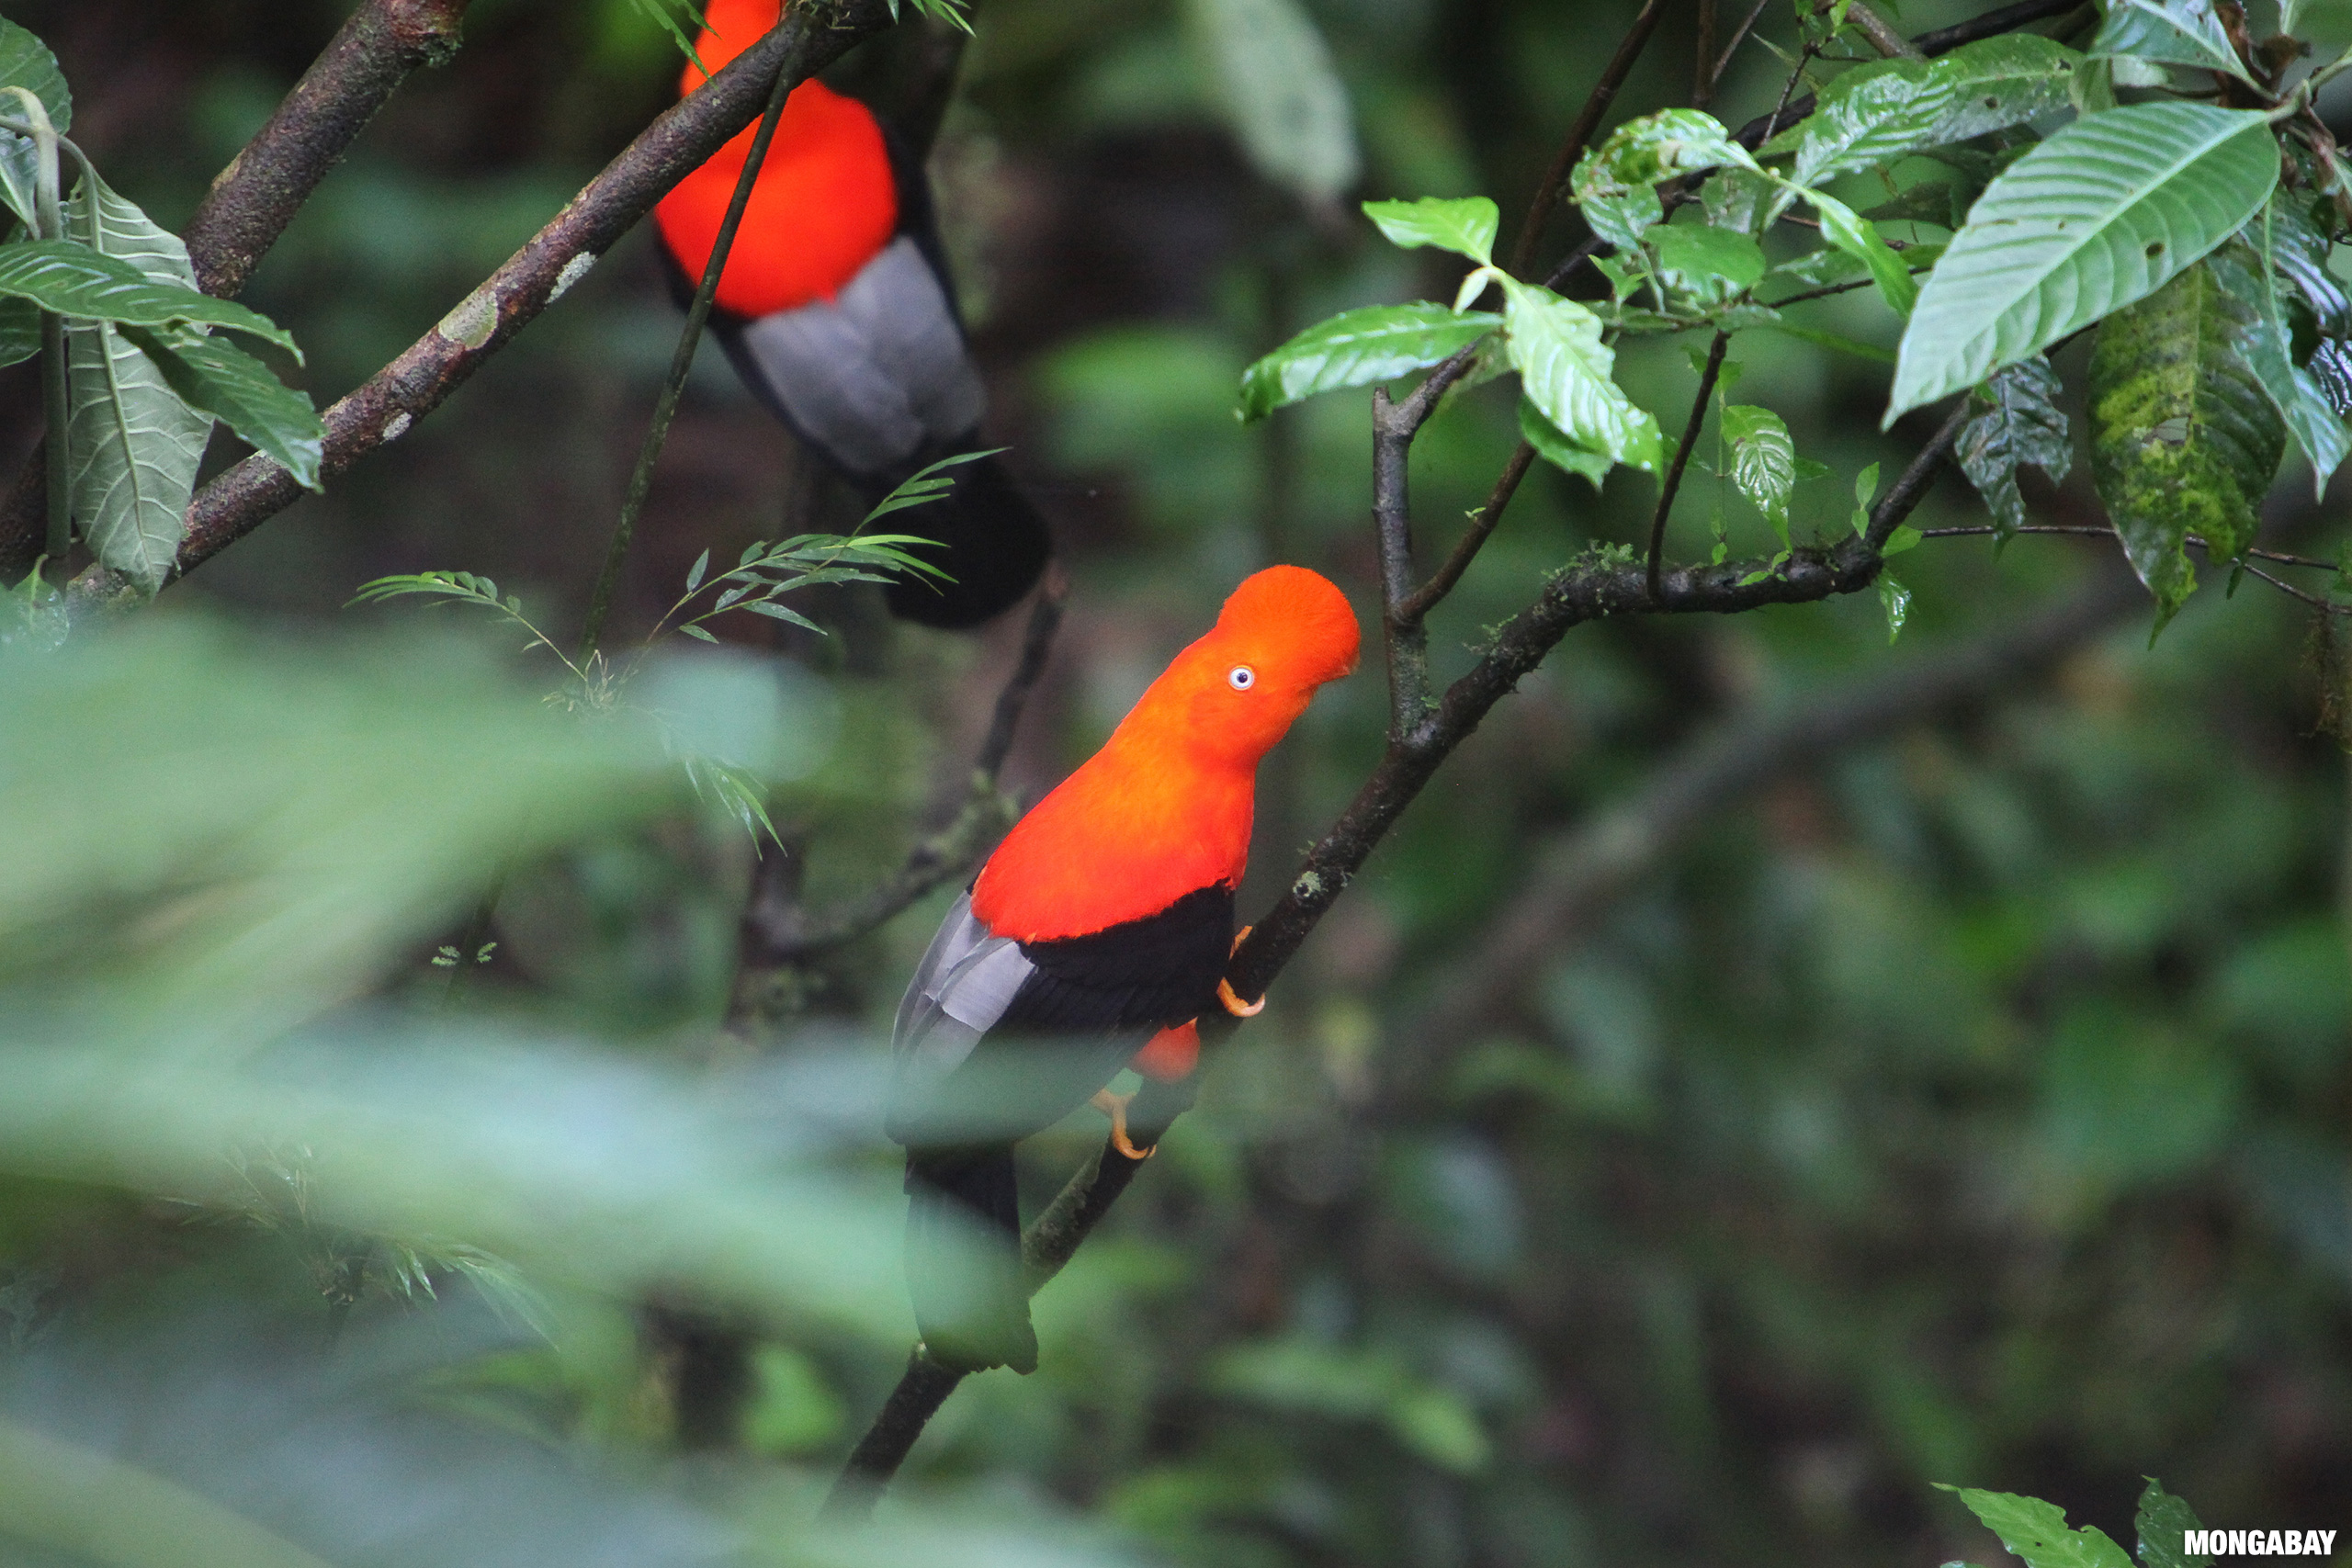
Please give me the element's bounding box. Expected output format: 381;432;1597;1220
669;124;1049;628
888;884;1235;1371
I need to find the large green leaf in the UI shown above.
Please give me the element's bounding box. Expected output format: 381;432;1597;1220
1939;1489;2136;1568
0;237;298;351
1888;102;2280;422
61;175;213;592
1500;278;1661;475
2088;0;2253;85
1363;196;1497;264
123;323;324;491
0;17;70;231
2208;236;2349;496
1238;302;1500;420
1723;403;1795;531
1186;0;1360;206
1771;37;2082;185
2134;1479;2212;1568
1956;355;2071;542
2086;259;2284;628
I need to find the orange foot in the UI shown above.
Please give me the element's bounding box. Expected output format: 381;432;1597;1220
1091;1088;1155;1160
1218;925;1264;1017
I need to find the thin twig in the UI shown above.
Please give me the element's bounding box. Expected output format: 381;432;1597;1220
1372;388;1433;740
577;25;801;663
1396;441;1535;626
1919;524;2352;612
1709;0;1774;91
1507;0;1668;279
1647;330;1729;603
1841;0;1924;60
1694;0;1720;110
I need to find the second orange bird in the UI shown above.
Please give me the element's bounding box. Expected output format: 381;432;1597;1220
655;0;1050;627
886;567;1362;1372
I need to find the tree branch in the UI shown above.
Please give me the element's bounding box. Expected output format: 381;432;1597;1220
0;0;476;577
149;0;901;590
1646;329;1728;603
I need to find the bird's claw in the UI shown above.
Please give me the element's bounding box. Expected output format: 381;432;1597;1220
1219;925;1264;1017
1091;1088;1155;1160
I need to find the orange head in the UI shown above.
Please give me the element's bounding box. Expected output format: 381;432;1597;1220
1113;565;1363;771
971;567;1360;942
654;1;899;317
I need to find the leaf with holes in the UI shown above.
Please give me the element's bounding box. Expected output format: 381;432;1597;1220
2088;0;2253;85
1722;404;1794;535
1762;39;2079;185
2086;258;2284;629
1573;108;1758;251
1957;355;2071;543
1363;197;1497;265
0;17;70;230
1239;303;1501;420
1888;102;2280;423
1188;0;1360;207
122;325;322;491
1500;278;1660;476
2208;237;2349;497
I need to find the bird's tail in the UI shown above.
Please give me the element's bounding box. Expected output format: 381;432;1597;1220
903;1143;1038;1374
879;451;1052;629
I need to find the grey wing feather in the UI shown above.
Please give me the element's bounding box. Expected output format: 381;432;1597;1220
886;892;1035;1142
740;236;986;477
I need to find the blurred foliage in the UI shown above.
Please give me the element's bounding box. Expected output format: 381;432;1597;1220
0;0;2348;1566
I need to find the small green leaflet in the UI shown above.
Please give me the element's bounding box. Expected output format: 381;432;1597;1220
1849;459;1881;536
1956;356;2071;543
2088;0;2253;85
1499;276;1661;476
1888;101;2279;423
1650;224;1765;307
0;239;299;353
1937;1487;2137;1568
1238;303;1501;420
1877;572;1910;641
1721;404;1793;534
1363;197;1497;265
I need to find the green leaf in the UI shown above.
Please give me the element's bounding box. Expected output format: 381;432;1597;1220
1804;188;1917;315
1650;224;1766;306
0;289;35;368
1499;278;1662;475
1786;61;1959;186
0;238;298;353
60;180;213;594
2135;1479;2212;1568
684;547;709;593
1877;571;1911;641
1722;403;1794;530
1186;0;1360;207
2208;232;2350;497
1925;35;2084;145
1238;303;1500;419
1850;459;1881;536
1889;102;2280;423
1758;316;1898;364
1939;1488;2138;1568
0;17;71;230
1517;393;1613;489
1957;355;2072;542
120;325;322;491
1363;197;1497;265
2088;0;2253;85
2086;258;2285;629
1573;108;1759;253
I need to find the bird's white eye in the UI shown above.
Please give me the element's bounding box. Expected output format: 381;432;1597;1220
1227;665;1256;691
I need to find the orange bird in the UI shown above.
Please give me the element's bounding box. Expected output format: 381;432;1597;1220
886;567;1362;1371
654;0;1049;627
